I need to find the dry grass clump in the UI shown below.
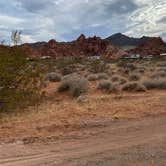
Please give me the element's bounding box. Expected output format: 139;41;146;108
122;82;147;92
97;73;109;80
44;72;61;82
87;74;98;81
142;78;166;90
58;74;88;97
129;73;141;81
111;75;127;85
89;60;107;73
156;67;166;72
157;62;166;67
97;80;119;93
125;63;137;70
137;67;146;73
150;71;166;79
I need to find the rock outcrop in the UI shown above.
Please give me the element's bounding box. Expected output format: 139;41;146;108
28;35;110;58
128;37;166;56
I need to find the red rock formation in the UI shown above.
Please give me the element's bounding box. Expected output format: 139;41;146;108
128;37;166;56
17;34;126;59
102;45;127;59
38;35;109;58
19;44;42;58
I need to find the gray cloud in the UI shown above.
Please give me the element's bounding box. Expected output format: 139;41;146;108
158;16;166;23
0;0;166;43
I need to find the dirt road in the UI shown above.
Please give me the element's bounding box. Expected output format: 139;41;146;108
0;115;166;166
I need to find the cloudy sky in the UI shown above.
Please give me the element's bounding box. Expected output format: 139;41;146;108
0;0;166;43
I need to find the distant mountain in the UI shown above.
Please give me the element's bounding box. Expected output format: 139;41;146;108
26;41;47;50
105;33;152;48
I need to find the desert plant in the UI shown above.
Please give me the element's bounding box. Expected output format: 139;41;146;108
97;73;109;80
157;62;166;67
150;71;166;79
58;74;88;97
122;82;147;92
111;75;127;85
89;60;107;73
44;72;61;82
129;73;141;81
11;30;21;45
87;74;98;81
0;47;43;112
142;78;166;90
97;80;119;93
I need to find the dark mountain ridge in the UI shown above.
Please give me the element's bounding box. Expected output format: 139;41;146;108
106;33;152;47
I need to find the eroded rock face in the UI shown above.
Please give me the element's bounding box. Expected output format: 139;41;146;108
39;35;109;58
18;34;127;59
128;37;166;56
102;45;127;59
20;44;42;58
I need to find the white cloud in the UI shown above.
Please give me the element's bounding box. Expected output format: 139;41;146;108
125;0;166;38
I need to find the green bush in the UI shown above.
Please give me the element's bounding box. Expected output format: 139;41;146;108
0;47;42;112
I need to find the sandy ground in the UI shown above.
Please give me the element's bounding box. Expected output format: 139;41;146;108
0;83;166;165
0;115;166;166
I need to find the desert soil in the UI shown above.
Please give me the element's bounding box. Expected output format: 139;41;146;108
0;85;166;165
0;114;166;166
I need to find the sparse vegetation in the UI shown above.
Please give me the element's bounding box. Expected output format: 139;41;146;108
97;73;109;80
44;72;61;82
150;71;166;79
97;80;119;93
89;60;107;73
58;74;88;97
111;75;127;85
129;73;141;81
87;74;98;81
122;82;147;92
142;78;166;90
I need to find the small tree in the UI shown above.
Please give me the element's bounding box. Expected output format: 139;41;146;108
0;40;5;45
11;30;21;45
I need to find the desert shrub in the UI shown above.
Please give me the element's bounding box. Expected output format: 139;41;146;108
97;73;109;80
122;82;147;92
150;71;166;79
89;60;107;73
0;47;42;112
55;58;77;75
44;72;61;82
118;61;136;70
142;78;166;90
123;69;130;75
97;80;119;93
111;75;127;85
125;63;136;70
129;73;141;81
58;74;88;97
157;62;166;67
87;74;98;81
138;68;145;73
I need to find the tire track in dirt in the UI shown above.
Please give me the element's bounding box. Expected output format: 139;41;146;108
0;115;166;166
